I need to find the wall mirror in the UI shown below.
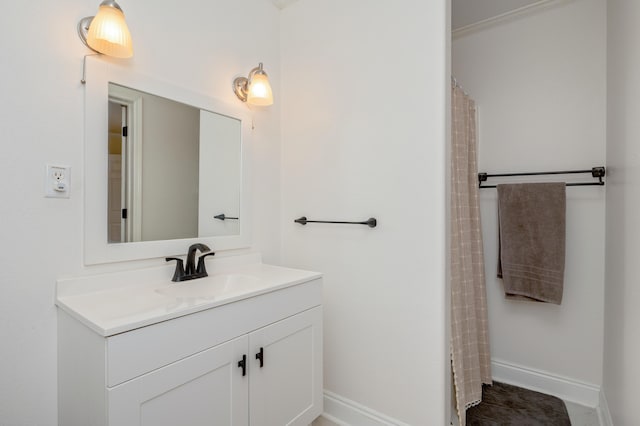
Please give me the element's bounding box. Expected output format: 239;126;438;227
85;57;251;264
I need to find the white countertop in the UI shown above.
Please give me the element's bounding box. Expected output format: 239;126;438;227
56;255;321;337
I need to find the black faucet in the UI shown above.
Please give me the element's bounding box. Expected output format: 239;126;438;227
166;243;216;282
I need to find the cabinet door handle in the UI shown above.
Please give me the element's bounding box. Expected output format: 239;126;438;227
255;347;264;368
238;354;247;376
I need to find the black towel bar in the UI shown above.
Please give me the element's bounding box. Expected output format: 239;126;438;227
214;214;239;221
478;166;605;188
294;216;377;228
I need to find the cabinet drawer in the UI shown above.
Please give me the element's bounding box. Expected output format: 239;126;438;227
106;278;321;386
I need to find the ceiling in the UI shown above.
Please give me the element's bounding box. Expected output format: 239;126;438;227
452;0;548;31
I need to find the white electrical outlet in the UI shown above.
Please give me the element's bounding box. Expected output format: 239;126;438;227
45;164;71;198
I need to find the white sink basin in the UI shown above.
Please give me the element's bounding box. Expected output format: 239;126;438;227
56;256;322;336
155;274;260;300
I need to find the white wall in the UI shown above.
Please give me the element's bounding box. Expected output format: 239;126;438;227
0;0;281;424
280;1;449;424
604;1;640;424
452;0;606;391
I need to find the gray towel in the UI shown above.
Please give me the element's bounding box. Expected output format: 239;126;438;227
497;182;566;304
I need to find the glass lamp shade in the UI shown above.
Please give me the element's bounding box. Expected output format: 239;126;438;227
247;73;274;106
86;4;133;58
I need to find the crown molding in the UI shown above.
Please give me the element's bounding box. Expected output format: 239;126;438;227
453;0;575;40
271;0;300;10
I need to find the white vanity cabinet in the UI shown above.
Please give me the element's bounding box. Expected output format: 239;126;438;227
57;270;323;426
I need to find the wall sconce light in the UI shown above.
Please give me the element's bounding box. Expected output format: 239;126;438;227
77;0;133;58
233;63;274;106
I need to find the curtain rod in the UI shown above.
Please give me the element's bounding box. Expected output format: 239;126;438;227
478;166;605;188
451;74;464;92
451;75;469;94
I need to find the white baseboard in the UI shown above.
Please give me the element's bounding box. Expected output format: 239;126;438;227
597;389;613;426
321;391;410;426
491;359;600;407
321;365;605;426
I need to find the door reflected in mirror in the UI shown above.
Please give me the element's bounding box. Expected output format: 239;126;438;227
107;83;241;243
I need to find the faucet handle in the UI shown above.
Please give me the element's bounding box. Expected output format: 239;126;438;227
196;252;216;276
166;257;186;282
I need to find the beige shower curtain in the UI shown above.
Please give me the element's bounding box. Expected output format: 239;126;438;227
450;81;492;426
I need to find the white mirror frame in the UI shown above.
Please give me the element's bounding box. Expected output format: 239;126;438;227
84;56;251;264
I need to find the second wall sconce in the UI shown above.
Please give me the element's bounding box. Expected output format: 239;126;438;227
78;0;133;58
233;63;274;106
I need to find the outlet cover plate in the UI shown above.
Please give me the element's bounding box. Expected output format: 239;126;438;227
45;164;71;198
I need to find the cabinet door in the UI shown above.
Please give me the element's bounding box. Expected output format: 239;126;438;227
108;336;248;426
249;307;323;426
